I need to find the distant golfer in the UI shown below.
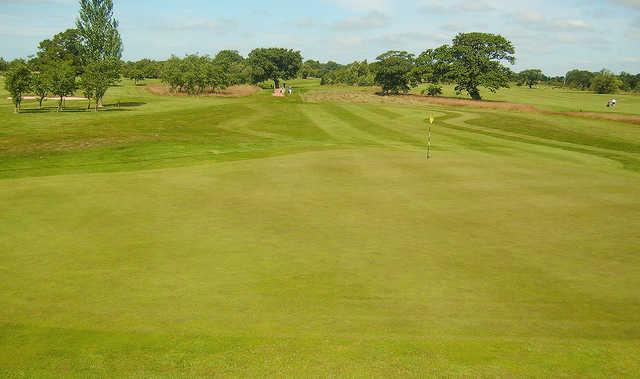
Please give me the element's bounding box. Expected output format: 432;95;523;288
288;87;293;95
607;99;617;108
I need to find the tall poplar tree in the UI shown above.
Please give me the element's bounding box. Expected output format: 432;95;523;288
76;0;122;108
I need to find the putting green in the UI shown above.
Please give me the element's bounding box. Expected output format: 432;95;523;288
1;79;640;377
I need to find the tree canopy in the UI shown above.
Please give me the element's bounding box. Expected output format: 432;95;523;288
160;54;231;95
565;70;594;90
76;0;123;63
78;57;120;110
247;48;302;88
49;61;77;111
590;70;622;94
33;29;83;75
374;51;415;95
517;69;544;88
31;71;52;109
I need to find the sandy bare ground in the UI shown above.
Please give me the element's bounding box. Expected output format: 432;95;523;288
146;84;261;97
7;96;88;101
304;90;640;125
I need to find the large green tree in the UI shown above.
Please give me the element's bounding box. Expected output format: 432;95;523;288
517;69;544;88
247;48;302;88
418;33;516;100
590;70;621;94
76;0;122;106
565;70;594;90
374;51;415;95
4;61;32;113
213;50;249;85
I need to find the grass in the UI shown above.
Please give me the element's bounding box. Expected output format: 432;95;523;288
1;78;640;377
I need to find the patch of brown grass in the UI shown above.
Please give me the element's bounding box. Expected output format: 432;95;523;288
146;84;260;98
303;89;640;125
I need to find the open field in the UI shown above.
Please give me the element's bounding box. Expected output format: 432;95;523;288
1;78;640;377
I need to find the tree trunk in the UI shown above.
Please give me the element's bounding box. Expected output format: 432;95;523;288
469;88;482;100
274;79;280;89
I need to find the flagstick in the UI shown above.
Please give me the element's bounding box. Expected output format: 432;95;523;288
427;125;431;160
426;113;434;160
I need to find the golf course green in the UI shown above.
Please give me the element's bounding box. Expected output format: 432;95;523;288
1;79;639;377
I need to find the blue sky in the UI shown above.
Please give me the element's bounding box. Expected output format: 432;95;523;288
1;0;639;75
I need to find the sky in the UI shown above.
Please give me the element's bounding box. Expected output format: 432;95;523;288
0;0;639;76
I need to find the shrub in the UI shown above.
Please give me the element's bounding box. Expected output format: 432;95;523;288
423;84;443;96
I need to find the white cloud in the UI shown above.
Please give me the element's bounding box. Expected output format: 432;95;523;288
610;0;640;9
552;19;591;30
418;0;496;13
515;10;545;23
333;11;388;30
324;0;391;12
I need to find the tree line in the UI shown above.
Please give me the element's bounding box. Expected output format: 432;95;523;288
309;53;639;96
2;0;121;113
513;68;639;94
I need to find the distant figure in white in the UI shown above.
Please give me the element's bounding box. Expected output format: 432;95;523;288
288;87;293;95
607;99;617;108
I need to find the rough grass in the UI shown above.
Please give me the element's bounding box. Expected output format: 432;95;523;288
1;78;640;377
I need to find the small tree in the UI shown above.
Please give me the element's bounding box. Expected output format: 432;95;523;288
591;70;621;94
80;77;95;109
301;59;322;79
0;57;8;72
129;68;145;85
161;55;184;93
247;48;302;89
81;58;119;111
31;71;52;109
4;62;32;113
423;84;442;96
49;61;77;112
374;51;415;95
517;69;544;88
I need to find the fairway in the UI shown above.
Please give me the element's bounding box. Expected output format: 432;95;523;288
1;79;640;377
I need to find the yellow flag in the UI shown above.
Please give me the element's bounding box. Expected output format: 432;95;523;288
429;114;435;125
